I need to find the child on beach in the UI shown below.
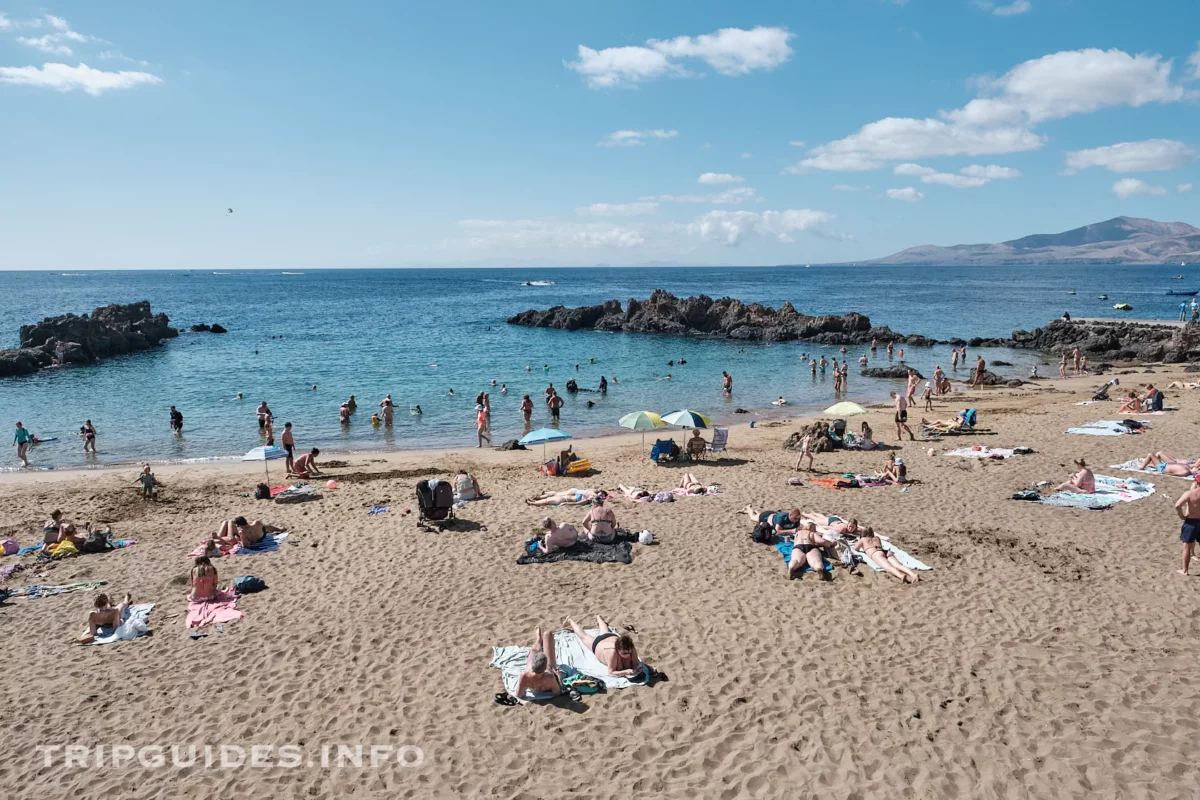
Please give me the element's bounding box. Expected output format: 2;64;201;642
134;465;160;499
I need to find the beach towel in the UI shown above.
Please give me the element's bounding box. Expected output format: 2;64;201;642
1110;459;1196;479
808;476;853;490
89;603;154;646
368;505;390;515
775;541;832;573
944;447;1030;460
1065;420;1149;437
8;580;108;599
489;628;650;703
1037;474;1156;510
187;532;289;558
861;540;932;573
668;485;721;498
187;587;244;628
517;531;637;565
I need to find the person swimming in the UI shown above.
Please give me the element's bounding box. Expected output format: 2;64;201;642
411;405;422;415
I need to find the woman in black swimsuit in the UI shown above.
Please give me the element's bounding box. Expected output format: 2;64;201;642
787;522;831;581
568;615;643;677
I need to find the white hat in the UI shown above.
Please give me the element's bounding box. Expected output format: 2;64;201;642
638;530;655;545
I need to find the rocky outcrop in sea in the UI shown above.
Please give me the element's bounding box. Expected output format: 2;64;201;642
0;301;178;377
972;319;1200;364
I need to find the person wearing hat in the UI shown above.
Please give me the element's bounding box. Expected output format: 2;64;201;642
922;381;934;411
1174;475;1200;575
581;494;617;544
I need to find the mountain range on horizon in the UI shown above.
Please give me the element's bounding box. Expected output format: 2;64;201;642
844;217;1200;266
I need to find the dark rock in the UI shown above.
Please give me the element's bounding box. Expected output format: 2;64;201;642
1185;364;1200;373
1006;380;1025;388
0;301;177;378
191;324;212;332
1006;319;1197;363
209;324;227;334
508;290;940;345
990;360;1012;366
862;366;924;379
973;370;1009;386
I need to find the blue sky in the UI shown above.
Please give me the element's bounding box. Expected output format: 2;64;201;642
1;0;1198;269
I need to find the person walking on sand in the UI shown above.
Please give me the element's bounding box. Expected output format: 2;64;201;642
891;392;914;441
1059;352;1068;379
794;428;815;471
13;421;32;467
970;355;987;390
1174;476;1200;576
906;370;919;407
922;382;934;412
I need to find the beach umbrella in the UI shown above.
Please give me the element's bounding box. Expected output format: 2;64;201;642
619;410;667;447
519;427;572;459
243;445;287;483
824;401;868;416
661;409;711;429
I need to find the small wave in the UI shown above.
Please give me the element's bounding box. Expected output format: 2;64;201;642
59;273;87;276
212;271;234;275
282;272;304;275
524;280;554;286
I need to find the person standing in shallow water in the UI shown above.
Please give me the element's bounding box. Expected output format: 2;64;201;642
13;421;32;467
722;371;733;396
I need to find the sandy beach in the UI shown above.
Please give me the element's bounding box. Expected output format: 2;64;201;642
2;368;1199;799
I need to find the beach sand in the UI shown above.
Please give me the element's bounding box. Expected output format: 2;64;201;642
2;369;1198;799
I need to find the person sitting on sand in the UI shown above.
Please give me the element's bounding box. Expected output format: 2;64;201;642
189;556;220;602
787;522;832;581
877;453;906;484
743;506;801;534
1054;458;1095;493
453;469;483;501
853;527;920;584
1140;384;1164;412
42;510;65;551
1118;390;1142;414
857;421;876;451
618;484;652;502
526;488;602;507
288;448;322;478
215;517;284;548
568;615;643;677
134;465;160;499
77;592;133;644
509;627;566;701
1137;452;1200;477
537;517;578;553
581;495;617;544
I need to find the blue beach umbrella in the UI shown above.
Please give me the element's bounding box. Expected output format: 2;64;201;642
661;409;711;429
519;427;572;459
243;444;287;482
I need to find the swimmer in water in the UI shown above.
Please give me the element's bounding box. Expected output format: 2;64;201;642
501;384;508;395
311;385;317;391
448;388;455;396
490;379;497;386
526;365;532;372
665;374;672;380
772;396;787;406
235;392;243;400
371;413;381;426
411;405;422;415
589;357;595;364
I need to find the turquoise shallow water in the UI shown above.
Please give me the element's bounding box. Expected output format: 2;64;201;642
0;264;1189;469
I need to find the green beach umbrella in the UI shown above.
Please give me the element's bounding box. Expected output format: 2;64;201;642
619;410;667;447
824;401;868;416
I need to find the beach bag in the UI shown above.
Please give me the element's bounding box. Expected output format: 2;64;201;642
254;483;271;500
1122;419;1143;430
79;530;112;554
1;538;17;555
234;576;267;594
751;521;775;544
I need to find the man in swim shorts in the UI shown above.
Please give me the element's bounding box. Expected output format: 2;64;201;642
891;391;914;441
169;406;183;433
281;422;295;472
1174;476;1200;576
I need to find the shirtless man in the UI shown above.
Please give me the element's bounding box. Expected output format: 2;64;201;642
1174;476;1200;575
281;422;295;472
256;401;272;430
722;371;733;396
507;627;566;702
537;517;578;553
970;355;987;389
568;615;644;677
1072;348;1081;376
289;448;322;478
891;391;914;441
906;370;919;407
548;393;564;422
77;592;133;644
215;516;283;548
346;395;357;414
951;349;959;370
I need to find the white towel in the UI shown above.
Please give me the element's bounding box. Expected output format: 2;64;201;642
90;603;154;645
490;629;647;702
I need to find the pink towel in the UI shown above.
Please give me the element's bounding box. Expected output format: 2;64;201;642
187;541;239;558
186;588;243;628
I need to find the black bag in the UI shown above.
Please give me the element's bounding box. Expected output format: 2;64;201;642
78;530;112;554
1122;419;1143;430
254;483;271;500
751;521;775;544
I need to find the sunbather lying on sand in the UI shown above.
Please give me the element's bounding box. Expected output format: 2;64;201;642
509;627;565;701
1138;452;1200;476
537;517;578;553
1166;381;1200;390
853;528;920;584
618;484;651;501
526;488;603;507
214;517;284;548
678;473;711;495
188;556;220;601
743;506;800;533
568;615;643;677
799;513;860;536
1053;458;1095;493
76;592;132;644
787;522;831;581
921;412;968;428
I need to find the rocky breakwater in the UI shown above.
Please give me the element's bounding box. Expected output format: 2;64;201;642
0;301;178;377
507;290;940;345
973;319;1200;364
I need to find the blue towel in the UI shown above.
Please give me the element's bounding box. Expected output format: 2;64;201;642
16;544;41;556
775;541;832;572
238;532;289;553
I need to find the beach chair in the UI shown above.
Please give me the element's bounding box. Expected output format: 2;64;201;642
706;427;728;456
416;479;455;523
685;435;707;461
650;439;678;463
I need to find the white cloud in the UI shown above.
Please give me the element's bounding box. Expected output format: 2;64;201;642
459;218;646;249
1064;139;1196;174
99;51;151;67
832;184;869;191
1190;42;1200;80
894;163;935;177
568;26;792;88
575;201;659;217
1180;183;1194;193
740;152;752;159
0;12;11;31
598;129;678;147
960;164;1021;179
788;140;806;147
1111;178;1167;198
14;14;103;57
886;187;924;202
788;47;1188;173
698;172;743;185
688;208;836;246
994;1;1032;15
0;62;163;95
649;187;759;204
17;35;73;56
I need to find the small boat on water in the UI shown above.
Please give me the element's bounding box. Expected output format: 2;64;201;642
1172;275;1185;279
1166;290;1199;296
1068;290;1076;295
524;280;554;286
1113;303;1133;311
1098;295;1108;300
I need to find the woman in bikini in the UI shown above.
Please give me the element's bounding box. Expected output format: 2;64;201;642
853;527;920;584
1054;458;1095;493
568;615;643;677
1118;391;1142;414
525;488;601;507
189;556;219;602
787;521;831;581
508;627;566;702
618;484;652;502
41;510;65;551
678;473;707;495
794;427;815;471
1137;452;1199;477
77;592;133;644
877;452;901;484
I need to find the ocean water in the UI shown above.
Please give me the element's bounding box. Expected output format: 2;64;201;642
0;264;1190;469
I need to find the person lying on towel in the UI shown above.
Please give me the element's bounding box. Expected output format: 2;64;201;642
568;614;644;677
537;518;578;553
214;516;285;548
